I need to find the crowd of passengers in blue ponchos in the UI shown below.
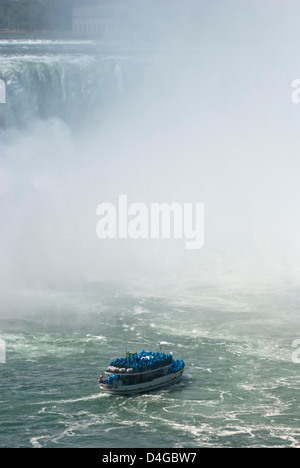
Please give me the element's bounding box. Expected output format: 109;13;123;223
108;350;185;375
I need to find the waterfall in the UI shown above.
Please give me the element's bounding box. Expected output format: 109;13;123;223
0;52;145;129
0;37;300;291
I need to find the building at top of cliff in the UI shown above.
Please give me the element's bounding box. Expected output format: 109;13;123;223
72;0;188;41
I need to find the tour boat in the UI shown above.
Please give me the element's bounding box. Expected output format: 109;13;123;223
99;350;185;395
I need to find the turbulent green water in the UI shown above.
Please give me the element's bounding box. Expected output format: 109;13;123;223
0;284;299;448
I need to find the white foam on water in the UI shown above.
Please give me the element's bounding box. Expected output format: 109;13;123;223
30;435;48;448
36;392;110;407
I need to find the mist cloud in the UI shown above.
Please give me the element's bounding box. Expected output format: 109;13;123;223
1;1;300;293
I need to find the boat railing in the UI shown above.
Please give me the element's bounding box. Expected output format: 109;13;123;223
105;362;172;376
